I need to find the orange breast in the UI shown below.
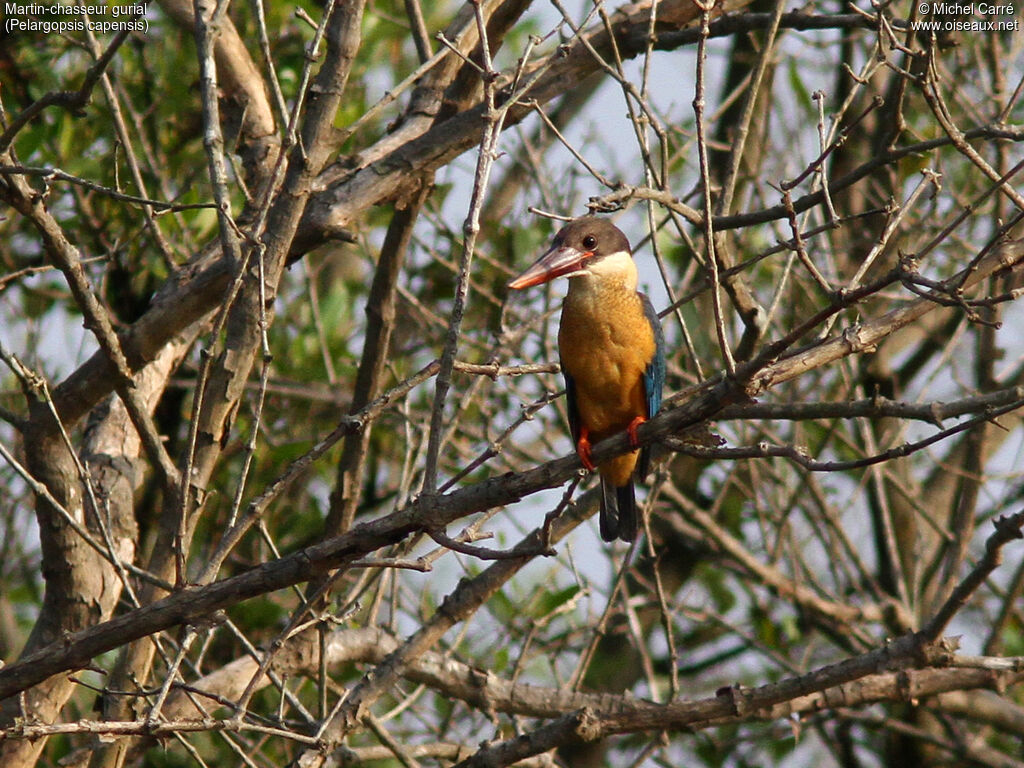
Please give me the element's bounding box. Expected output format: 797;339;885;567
558;278;655;486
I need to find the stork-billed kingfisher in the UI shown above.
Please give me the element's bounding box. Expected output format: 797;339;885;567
509;217;665;542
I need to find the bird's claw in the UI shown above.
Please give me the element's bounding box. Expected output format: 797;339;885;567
626;416;646;450
577;432;596;472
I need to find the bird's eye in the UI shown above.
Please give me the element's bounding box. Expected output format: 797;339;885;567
582;235;597;250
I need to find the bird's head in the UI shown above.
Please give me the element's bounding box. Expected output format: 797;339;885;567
508;217;633;290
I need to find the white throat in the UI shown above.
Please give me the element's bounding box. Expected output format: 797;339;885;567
570;250;638;291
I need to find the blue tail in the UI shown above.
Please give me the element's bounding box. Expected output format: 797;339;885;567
599;478;638;542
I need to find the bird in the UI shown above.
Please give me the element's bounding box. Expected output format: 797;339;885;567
509;217;665;542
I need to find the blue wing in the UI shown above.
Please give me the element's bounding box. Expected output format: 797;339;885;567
637;293;665;479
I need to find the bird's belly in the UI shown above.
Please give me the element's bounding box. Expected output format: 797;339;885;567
565;348;645;434
558;302;652;440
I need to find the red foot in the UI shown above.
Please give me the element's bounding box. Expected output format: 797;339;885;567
626;416;646;449
576;428;596;471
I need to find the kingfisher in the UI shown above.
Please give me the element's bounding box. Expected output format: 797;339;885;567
509;217;665;542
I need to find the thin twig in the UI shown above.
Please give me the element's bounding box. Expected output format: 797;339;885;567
692;0;735;374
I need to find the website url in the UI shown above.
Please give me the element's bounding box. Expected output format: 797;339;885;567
910;17;1021;29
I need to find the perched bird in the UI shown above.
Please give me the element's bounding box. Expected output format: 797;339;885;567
509;217;665;542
